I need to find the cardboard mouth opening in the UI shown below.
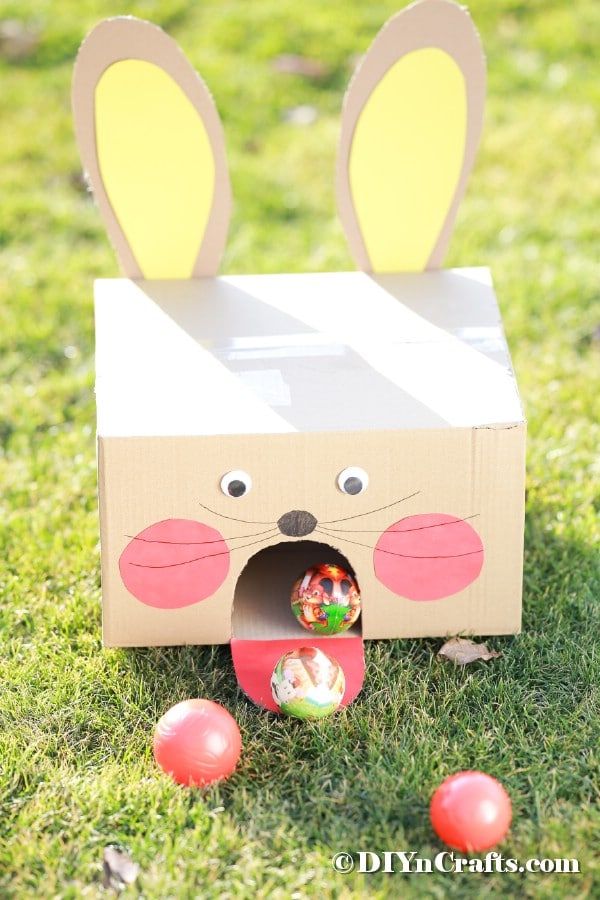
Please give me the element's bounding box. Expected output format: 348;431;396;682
232;539;362;640
231;539;365;711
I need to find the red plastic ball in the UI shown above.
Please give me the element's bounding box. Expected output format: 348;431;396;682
153;699;241;787
430;771;512;852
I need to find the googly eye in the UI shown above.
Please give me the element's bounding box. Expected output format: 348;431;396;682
220;470;252;498
337;466;369;495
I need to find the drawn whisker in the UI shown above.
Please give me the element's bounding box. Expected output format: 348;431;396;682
316;528;483;560
322;514;480;534
125;526;276;546
128;530;279;570
320;491;421;525
198;501;274;526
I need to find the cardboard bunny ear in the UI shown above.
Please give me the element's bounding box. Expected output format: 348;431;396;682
72;17;231;278
336;0;486;273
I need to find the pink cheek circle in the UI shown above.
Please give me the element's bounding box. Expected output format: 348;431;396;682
119;519;230;609
374;513;484;601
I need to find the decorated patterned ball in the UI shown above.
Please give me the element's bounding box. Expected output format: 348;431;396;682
291;563;361;635
271;647;345;718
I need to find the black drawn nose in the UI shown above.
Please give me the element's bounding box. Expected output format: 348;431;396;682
277;510;317;537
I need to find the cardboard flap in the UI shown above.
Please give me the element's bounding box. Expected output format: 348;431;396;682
336;0;486;273
72;17;231;278
231;637;365;712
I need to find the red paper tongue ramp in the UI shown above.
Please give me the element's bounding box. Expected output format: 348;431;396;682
231;636;365;713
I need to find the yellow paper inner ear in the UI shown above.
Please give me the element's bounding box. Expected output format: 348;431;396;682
95;59;215;278
349;48;466;273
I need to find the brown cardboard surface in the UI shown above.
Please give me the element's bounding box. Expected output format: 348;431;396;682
99;425;525;647
94;268;523;437
337;0;485;271
76;5;525;657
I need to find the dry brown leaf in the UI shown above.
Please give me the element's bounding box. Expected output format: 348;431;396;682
272;53;330;80
0;20;40;61
102;846;139;893
438;637;501;666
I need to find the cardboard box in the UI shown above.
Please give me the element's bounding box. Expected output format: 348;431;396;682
73;1;526;711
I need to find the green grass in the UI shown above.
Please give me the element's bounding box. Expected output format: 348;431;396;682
1;0;599;896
